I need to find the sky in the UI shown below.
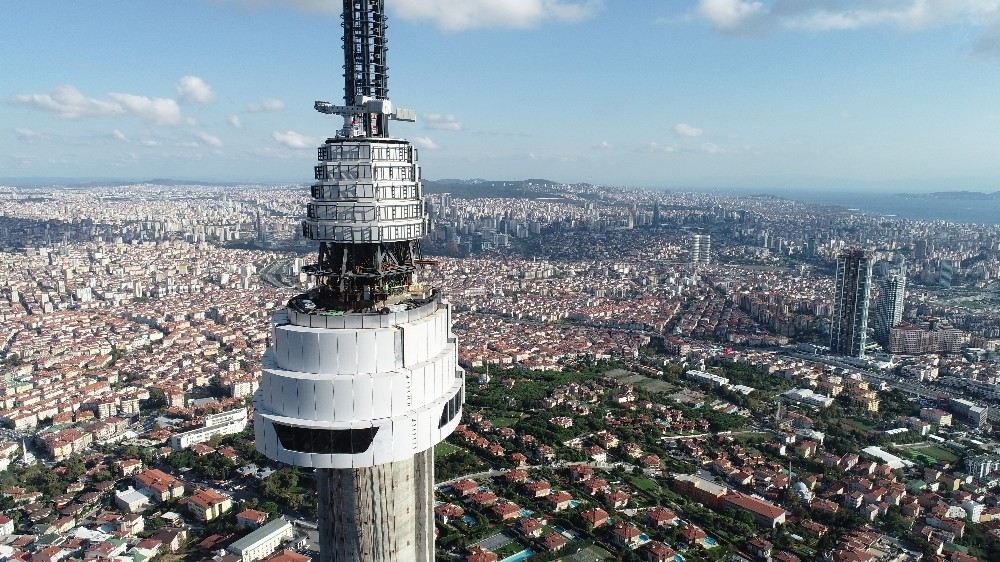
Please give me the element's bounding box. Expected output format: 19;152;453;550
4;0;1000;191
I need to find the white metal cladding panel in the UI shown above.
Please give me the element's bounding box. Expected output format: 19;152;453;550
295;379;317;420
354;374;375;421
356;330;378;374
410;363;426;409
332;377;355;422
400;319;426;367
375;329;397;372
397;417;416;461
328;441;353;469
415;408;432;453
298;330;322;373
393;372;410;417
314;378;335;420
352;422;376;468
314;330;339;373
435;351;446;398
433;310;445;352
423;361;435;410
371;418;396;465
393;330;404;364
335;331;359;375
371;371;393;419
273;326;289;369
275;327;303;372
259;371;273;412
289;443;314;469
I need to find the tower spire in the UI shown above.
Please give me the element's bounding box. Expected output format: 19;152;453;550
314;1;415;140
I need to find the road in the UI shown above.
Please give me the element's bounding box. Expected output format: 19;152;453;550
259;258;298;290
781;349;946;401
435;460;615;489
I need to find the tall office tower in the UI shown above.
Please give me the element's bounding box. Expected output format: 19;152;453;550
691;234;711;264
254;2;464;561
874;264;906;348
830;249;874;358
939;260;954;289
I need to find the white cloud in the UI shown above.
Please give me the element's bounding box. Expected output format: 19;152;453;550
701;142;725;154
248;98;285;112
598;141;613;149
13;85;124;119
272;130;316;149
176;75;216;104
228;115;243;128
389;0;603;30
107;93;182;125
780;1;1000;32
673;123;704;137
424;113;463;131
139;138;161;147
226;0;602;30
194;130;224;147
695;0;1000;37
176;141;201;148
112;129;130;143
13;128;45;142
646;142;678;153
412;136;441;150
697;0;764;32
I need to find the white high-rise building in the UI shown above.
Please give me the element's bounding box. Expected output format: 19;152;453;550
691;234;711;264
874;264;906;349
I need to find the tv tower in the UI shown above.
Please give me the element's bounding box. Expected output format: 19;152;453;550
253;1;465;560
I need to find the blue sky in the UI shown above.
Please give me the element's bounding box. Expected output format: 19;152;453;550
4;0;1000;191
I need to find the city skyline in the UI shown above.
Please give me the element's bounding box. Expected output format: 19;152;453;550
6;0;1000;190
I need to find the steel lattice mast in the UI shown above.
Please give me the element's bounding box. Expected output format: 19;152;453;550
306;0;421;313
254;2;464;561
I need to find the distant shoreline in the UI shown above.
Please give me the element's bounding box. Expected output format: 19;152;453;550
894;191;1000;201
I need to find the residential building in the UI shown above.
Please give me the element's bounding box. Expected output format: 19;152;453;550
830;249;873;358
227;518;295;562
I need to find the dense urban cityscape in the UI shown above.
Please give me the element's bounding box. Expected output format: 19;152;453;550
6;1;1000;562
1;176;999;562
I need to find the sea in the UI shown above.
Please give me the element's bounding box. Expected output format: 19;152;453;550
731;190;1000;225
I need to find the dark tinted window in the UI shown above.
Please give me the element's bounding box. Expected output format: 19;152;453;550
274;424;379;454
438;391;463;428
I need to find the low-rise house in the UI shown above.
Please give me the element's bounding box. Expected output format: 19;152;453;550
546;491;573;512
134;469;185;502
610;522;643;550
465;546;497;562
581;507;609;530
646;507;678;528
237;509;269;529
517;518;544;539
642;541;676;562
434;503;464;526
541;532;567;552
187;489;232;521
491;501;521;521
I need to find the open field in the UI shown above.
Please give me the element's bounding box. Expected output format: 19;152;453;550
435;442;463;460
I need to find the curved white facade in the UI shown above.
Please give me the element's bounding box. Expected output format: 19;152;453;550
304;139;426;244
254;297;464;469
